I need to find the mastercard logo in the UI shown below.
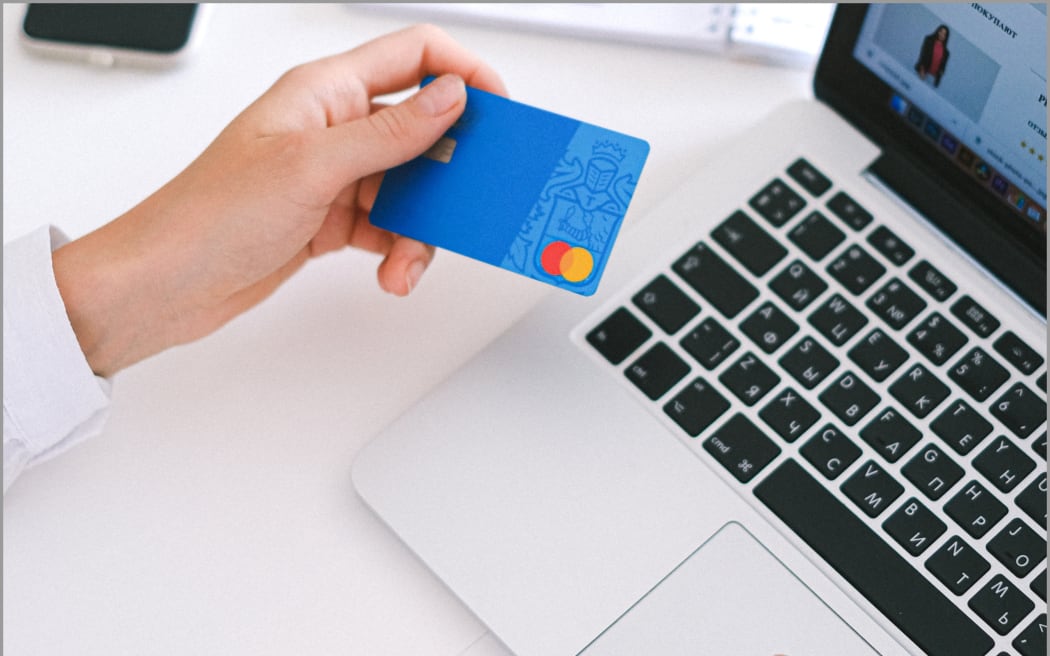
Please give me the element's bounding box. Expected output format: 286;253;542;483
540;241;594;283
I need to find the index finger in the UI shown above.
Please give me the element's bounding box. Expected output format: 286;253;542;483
267;24;507;128
328;23;507;98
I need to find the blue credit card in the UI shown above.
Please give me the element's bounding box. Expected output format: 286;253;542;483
369;78;650;296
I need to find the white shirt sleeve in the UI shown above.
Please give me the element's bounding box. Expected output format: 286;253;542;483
3;226;113;494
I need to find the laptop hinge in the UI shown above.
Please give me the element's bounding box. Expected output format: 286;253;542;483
868;152;1046;317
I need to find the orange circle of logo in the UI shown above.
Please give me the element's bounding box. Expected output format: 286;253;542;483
560;247;594;282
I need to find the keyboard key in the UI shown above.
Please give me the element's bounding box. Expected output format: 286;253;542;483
930;400;992;456
842;460;903;517
664;377;729;437
987;518;1046;578
740;301;798;354
703;414;780;483
587;308;651;365
902;444;964;501
788;211;845;261
712;210;787;276
950;295;1000;338
860;408;921;463
800;424;861;480
769;259;827;311
949;347;1010;402
748;178;806;227
809;293;868;346
1039;372;1047;392
679;317;739;370
867;226;915;266
759;387;819;443
819;371;879;426
779;335;838;390
925;535;990;595
994;331;1044;376
1013;613;1047;656
909;260;957;302
848;328;908;382
786;158;831;197
1034;432;1047;459
1016;474;1047;528
719;351;779;406
673;242;758;319
632;275;699;335
1032;570;1047;602
973;435;1036;493
945;481;1007;538
754;460;994;656
907;312;968;366
883;497;946;556
890;364;950;419
625;343;689;400
969;574;1034;635
826;191;873;230
827;245;885;295
866;278;926;330
1029;570;1045;600
991;383;1046;439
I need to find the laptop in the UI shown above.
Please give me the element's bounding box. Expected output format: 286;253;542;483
353;4;1047;655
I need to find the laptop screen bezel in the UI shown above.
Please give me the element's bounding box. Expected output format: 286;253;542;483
814;4;1046;316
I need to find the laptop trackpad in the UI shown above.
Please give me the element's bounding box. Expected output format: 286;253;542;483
581;522;879;656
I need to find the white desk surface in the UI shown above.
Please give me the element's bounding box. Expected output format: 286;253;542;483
3;4;813;654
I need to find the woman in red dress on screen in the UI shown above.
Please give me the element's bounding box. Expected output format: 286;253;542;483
915;24;950;87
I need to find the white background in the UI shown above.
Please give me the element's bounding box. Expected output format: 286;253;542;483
4;4;813;654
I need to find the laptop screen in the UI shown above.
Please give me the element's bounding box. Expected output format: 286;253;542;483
815;4;1047;315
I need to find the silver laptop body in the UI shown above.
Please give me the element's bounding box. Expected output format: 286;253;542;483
354;5;1048;655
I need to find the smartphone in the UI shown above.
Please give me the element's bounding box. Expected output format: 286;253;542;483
21;4;206;68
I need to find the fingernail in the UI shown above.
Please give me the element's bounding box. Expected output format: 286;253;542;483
405;259;427;293
415;74;465;117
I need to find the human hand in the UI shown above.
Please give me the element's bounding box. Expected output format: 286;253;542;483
51;24;506;378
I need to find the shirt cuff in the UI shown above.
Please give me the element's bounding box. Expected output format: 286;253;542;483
3;226;113;492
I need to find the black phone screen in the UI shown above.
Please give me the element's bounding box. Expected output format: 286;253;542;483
23;4;199;54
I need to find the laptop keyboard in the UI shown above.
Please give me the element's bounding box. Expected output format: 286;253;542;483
582;158;1047;656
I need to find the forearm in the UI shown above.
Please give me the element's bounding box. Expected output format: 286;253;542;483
52;200;177;378
51;165;311;378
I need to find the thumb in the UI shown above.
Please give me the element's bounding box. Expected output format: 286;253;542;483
321;74;466;185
